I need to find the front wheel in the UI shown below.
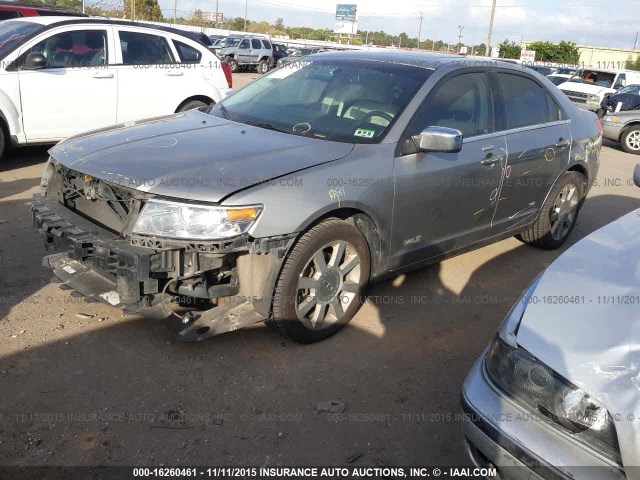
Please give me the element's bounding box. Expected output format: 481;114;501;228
621;127;640;155
270;218;370;344
516;171;585;249
227;58;238;72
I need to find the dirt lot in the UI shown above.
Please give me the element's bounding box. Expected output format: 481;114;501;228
1;76;640;467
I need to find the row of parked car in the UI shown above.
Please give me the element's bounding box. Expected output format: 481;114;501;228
540;65;640;154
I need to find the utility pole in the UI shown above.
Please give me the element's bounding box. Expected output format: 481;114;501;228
131;0;135;21
82;0;85;14
486;0;497;56
457;25;463;53
417;14;423;49
634;31;639;50
215;0;219;28
173;0;176;24
244;0;248;31
471;22;477;55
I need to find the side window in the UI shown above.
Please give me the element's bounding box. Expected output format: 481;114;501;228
497;73;549;129
410;72;493;139
239;39;250;49
21;30;108;69
0;11;22;19
251;39;262;49
119;31;173;65
173;40;201;63
546;93;562;122
262;40;272;49
614;74;626;89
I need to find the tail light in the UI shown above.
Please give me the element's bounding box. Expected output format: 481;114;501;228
221;61;232;89
595;118;603;134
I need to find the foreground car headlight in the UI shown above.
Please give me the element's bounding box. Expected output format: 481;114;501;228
485;336;621;464
133;199;262;240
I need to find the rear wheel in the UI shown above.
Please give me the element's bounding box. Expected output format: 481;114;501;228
178;100;208;112
270;218;370;344
621;127;640;155
256;59;269;74
516;171;585;249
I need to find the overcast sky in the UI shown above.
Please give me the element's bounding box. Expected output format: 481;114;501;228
156;0;640;50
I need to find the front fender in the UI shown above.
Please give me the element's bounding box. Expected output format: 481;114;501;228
0;88;22;143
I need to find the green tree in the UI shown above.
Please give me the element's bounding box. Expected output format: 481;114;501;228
499;40;521;59
625;55;640;71
123;0;163;21
526;40;579;63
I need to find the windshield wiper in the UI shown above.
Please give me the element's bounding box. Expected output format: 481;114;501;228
245;121;289;134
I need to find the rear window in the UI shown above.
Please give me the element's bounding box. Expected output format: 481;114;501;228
251;39;261;49
173;40;201;63
0;10;22;20
119;31;173;65
497;73;551;129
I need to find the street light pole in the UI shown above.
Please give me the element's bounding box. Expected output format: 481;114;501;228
173;0;177;24
471;22;477;55
486;0;497;56
457;25;463;53
244;0;248;31
417;14;423;49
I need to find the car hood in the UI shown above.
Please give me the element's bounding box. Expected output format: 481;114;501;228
559;81;610;95
516;208;640;468
49;110;354;203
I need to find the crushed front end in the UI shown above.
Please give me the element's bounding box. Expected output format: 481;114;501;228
32;158;293;342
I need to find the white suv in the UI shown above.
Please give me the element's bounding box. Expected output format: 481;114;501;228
0;17;233;157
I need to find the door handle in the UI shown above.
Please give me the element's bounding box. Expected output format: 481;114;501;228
481;155;503;166
482;145;495;152
93;73;113;79
555;138;570;148
165;71;184;76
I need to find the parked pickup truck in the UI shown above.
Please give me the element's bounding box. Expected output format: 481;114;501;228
558;68;640;111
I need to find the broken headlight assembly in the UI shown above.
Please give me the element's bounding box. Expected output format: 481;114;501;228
132;199;262;240
485;335;622;465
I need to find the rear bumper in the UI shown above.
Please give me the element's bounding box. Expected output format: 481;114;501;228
461;357;625;480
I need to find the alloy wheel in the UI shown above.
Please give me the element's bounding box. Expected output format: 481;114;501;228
550;183;579;240
295;240;361;330
626;130;640;151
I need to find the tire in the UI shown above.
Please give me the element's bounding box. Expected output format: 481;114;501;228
227;58;238;72
516;171;585;249
269;218;371;344
596;108;606;119
621;127;640;155
178;100;208;112
256;59;269;74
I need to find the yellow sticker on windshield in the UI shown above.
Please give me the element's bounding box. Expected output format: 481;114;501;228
354;128;375;138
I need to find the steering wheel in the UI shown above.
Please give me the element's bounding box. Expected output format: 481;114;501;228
361;111;394;124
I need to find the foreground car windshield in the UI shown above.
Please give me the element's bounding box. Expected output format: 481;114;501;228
211;59;431;143
0;20;45;59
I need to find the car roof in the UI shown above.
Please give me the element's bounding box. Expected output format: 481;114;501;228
309;50;518;71
2;16;214;43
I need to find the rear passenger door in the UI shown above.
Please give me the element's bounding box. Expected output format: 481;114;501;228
250;38;263;63
490;71;571;231
114;28;182;122
391;71;507;268
17;25;117;141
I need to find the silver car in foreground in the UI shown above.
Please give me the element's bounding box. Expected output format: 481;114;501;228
33;52;602;343
461;166;640;478
602;111;640;154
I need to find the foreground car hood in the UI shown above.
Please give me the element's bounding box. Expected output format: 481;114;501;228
516;209;640;467
49;110;354;203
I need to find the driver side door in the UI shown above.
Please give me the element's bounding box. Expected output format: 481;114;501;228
390;71;507;269
17;25;117;141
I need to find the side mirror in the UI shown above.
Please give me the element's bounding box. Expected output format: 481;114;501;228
24;52;46;70
633;163;640;188
413;126;463;153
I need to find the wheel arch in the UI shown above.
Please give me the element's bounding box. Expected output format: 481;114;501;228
175;95;214;113
620;122;640;142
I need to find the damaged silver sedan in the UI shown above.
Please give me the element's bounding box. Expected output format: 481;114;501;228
33;51;601;343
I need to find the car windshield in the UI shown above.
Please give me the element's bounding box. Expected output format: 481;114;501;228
617;85;640;95
569;69;616;88
217;37;240;48
0;20;45;59
211;58;432;144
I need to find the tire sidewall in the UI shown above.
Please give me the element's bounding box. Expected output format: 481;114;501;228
228;59;238;72
541;172;585;248
274;221;371;343
622;128;640;155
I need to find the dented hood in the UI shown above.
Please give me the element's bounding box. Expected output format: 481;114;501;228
49;109;354;203
516;209;640;469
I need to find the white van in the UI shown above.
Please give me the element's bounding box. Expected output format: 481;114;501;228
558;68;640;111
